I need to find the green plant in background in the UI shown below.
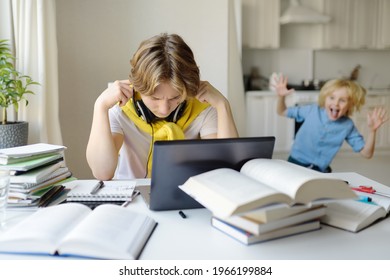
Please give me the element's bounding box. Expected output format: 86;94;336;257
0;39;39;125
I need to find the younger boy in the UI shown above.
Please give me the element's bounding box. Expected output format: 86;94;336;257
275;75;388;172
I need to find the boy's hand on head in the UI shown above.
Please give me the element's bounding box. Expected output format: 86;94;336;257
195;81;226;108
367;107;389;131
97;80;132;109
117;80;133;106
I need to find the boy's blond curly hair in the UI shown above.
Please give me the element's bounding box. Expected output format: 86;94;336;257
318;79;366;117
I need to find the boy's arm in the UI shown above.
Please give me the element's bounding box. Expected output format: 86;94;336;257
273;74;294;116
277;95;288;116
86;81;131;180
196;81;239;138
360;107;388;158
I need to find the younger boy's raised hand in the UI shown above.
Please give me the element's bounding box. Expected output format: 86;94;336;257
273;74;295;97
367;107;389;131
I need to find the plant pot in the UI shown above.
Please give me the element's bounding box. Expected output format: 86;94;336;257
0;121;29;149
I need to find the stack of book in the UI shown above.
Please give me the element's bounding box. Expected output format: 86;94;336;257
0;143;73;207
179;158;357;245
211;204;326;245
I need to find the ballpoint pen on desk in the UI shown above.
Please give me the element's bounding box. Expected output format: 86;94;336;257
178;210;187;219
351;186;390;198
90;180;105;195
121;190;141;207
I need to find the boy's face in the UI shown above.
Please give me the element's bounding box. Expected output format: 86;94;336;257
141;82;185;119
324;87;350;121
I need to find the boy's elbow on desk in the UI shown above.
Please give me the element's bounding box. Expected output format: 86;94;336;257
91;169;116;181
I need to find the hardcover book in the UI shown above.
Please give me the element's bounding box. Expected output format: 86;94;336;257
212;218;321;245
0;203;157;259
179;158;356;218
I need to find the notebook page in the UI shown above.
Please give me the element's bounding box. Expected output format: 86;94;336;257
67;180;136;201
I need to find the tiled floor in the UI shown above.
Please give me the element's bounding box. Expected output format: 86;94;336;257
274;150;390;187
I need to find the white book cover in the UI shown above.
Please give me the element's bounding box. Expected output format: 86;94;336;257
0;143;66;159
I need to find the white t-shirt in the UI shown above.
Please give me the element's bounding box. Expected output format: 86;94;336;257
109;104;218;179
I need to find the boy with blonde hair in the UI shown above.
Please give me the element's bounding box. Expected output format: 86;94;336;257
86;33;238;180
275;75;388;172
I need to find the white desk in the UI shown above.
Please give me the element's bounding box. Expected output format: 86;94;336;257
1;174;390;260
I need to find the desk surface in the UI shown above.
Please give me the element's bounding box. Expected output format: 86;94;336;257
1;174;390;260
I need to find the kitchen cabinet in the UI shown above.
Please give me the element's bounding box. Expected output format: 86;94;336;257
377;0;390;49
242;0;280;49
322;0;390;49
242;0;390;50
246;91;295;152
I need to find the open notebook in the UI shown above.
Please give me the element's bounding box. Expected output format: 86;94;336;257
66;180;136;201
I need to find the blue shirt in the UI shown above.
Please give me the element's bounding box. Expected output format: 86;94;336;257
287;104;365;172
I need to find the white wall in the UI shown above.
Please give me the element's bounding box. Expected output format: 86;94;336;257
314;50;390;90
0;1;12;39
56;0;243;178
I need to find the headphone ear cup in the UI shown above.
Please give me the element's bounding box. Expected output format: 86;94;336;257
134;99;156;123
133;98;186;123
166;101;186;123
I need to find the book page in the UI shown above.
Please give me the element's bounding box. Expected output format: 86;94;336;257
320;200;387;232
241;159;328;196
66;180;136;201
240;159;355;203
58;204;156;259
325;172;390;212
0;203;90;254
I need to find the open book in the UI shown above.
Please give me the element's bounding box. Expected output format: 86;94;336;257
320;200;387;232
0;203;157;259
179;159;356;218
320;172;390;232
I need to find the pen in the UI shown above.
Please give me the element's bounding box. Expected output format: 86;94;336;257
90;180;105;195
121;190;141;208
178;210;187;219
356;196;372;203
38;185;65;207
355;195;377;205
351;185;390;198
121;200;132;208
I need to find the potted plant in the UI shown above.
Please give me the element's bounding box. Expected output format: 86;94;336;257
0;39;39;149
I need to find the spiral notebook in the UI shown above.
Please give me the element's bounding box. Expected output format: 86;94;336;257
66;180;136;201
